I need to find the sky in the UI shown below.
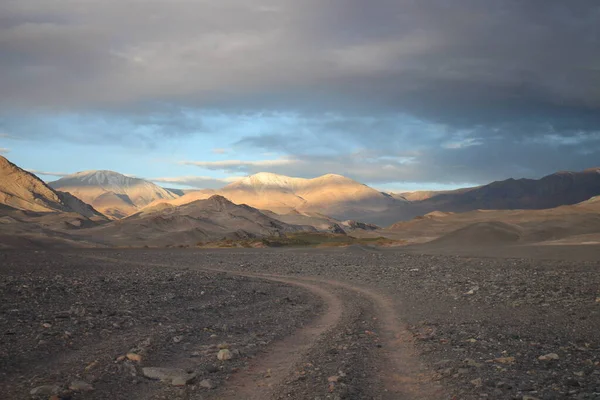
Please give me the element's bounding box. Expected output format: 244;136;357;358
1;0;599;192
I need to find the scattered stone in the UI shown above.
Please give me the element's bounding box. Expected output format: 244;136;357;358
172;335;183;343
127;353;143;363
328;375;340;383
199;379;215;389
470;378;483;387
69;380;94;392
522;396;540;400
538;353;559;361
42;323;52;328
116;355;127;362
30;385;60;396
465;286;480;295
206;365;219;373
84;360;100;371
464;358;482;368
493;356;516;365
142;367;196;386
217;349;233;361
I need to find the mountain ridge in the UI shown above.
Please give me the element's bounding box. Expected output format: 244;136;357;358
50;170;180;219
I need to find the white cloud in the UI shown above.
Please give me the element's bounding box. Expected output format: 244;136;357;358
0;147;9;154
211;148;231;154
151;175;240;189
443;138;483;149
181;158;298;170
26;169;68;177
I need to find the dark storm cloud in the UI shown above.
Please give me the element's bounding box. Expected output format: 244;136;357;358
1;0;600;183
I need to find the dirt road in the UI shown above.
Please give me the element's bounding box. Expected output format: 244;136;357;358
2;248;599;399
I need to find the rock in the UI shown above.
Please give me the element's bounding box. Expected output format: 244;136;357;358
206;365;219;373
493;356;516;365
522;396;540;400
69;380;94;392
172;336;183;343
464;358;482;368
470;378;483;387
465;286;479;295
566;378;581;387
217;349;232;361
42;323;52;328
84;360;99;371
199;379;215;389
30;385;60;396
142;367;196;386
538;353;559;361
218;343;229;349
328;375;340;383
127;353;143;363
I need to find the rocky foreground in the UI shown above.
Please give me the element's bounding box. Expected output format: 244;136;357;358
1;247;599;399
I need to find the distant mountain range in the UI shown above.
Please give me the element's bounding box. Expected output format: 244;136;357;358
350;168;600;225
49;170;179;219
4;154;600;248
147;172;404;220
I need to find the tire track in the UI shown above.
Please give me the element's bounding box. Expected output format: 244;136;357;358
82;255;443;399
203;268;444;400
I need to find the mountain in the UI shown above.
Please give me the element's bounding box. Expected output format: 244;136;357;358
0;156;103;219
364;167;600;226
385;192;600;247
146;172;405;221
418;168;600;212
49;170;179;219
82;195;314;247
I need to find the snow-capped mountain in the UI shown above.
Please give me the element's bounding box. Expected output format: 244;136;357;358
147;172;403;219
49;170;179;219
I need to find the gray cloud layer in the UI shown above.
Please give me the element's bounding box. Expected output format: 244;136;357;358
1;0;600;184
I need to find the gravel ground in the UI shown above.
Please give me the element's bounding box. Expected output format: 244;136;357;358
1;247;599;399
0;251;321;399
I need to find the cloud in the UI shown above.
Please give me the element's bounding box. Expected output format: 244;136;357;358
181;158;297;172
1;1;600;186
151;175;239;189
26;169;68;177
211;148;231;154
0;147;9;154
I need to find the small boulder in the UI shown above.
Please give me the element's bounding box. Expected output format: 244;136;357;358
538;353;559;361
142;367;196;386
69;380;94;392
217;349;232;361
30;385;60;396
127;353;143;363
199;379;215;389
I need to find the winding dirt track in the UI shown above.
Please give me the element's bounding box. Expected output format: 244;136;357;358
204;268;443;400
84;255;443;399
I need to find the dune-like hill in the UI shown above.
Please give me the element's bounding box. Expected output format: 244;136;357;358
50;170;179;219
83;195;314;247
429;221;523;247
